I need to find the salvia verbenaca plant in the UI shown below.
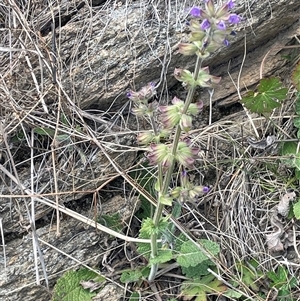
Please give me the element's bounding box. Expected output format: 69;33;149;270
127;0;241;281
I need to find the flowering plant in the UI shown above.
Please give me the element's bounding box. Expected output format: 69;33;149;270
128;0;241;281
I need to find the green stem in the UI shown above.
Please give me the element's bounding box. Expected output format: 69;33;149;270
148;55;203;281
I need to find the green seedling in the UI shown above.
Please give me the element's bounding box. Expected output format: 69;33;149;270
267;266;298;300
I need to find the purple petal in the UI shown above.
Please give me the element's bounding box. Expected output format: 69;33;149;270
190;7;202;18
201;19;211;30
223;39;230;47
227;0;234;10
202;186;210;193
228;13;241;24
217;20;226;30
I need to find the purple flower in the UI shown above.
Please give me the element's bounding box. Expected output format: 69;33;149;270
228;13;241;24
201;19;211;30
227;0;235;10
190;7;202;18
217;20;226;30
223;39;229;46
202;186;210;193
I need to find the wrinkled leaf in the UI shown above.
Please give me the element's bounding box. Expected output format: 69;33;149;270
177;239;219;268
52;268;105;301
120;270;143;284
149;249;173;265
181;260;214;278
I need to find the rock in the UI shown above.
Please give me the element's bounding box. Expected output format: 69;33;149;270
0;0;299;300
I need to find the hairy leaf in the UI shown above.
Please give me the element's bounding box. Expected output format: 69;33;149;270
52;268;105;301
177;239;219;268
149;249;173;264
181;260;215;278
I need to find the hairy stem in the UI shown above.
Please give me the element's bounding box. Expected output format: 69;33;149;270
148;55;203;281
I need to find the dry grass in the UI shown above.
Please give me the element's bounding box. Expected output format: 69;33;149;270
0;0;300;300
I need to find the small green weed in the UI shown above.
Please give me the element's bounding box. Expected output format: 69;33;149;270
52;268;105;301
180;273;227;301
280;92;300;180
267;266;298;300
234;260;264;293
241;77;288;116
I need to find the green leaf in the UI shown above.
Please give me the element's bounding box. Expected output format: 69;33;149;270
235;261;263;292
137;217;170;258
98;213;122;232
281;141;297;155
295;95;300;115
241;77;287;115
223;289;243;298
129;163;156;219
52;268;105;301
120;267;150;284
34;127;56;137
120;270;143;283
291;62;300;91
293;200;300;219
149;249;173;265
181;275;227;301
177;239;219;268
294;117;300;129
267;266;289;288
181;260;215;278
139;217;170;238
129;292;140;300
280;142;300;170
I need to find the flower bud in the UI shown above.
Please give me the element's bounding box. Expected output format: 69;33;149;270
127;82;156;103
175;141;199;168
170;187;181;199
147;143;174;168
179;114;193;132
187;101;204;115
178;43;198;56
132;104;148;116
227;0;235;10
217;20;226;30
174;68;196;87
159;194;173;206
196;67;221;87
159;102;182;128
205;0;215;16
137;131;154;145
